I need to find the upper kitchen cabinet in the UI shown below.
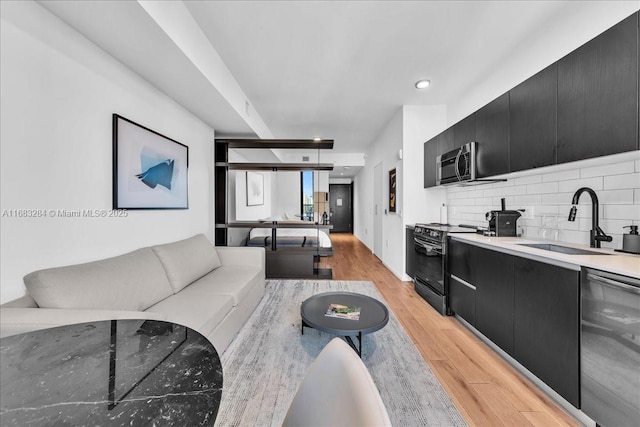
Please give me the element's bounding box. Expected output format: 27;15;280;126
438;127;455;155
475;93;510;177
453;114;476;149
557;12;639;163
509;64;558;172
423;136;438;188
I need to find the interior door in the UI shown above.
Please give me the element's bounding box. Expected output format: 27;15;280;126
373;162;383;258
329;184;352;232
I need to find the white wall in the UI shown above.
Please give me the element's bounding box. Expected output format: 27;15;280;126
401;105;448;226
234;171;272;220
0;1;215;303
354;109;404;276
446;152;640;249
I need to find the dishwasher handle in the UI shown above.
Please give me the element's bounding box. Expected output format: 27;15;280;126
587;273;640;295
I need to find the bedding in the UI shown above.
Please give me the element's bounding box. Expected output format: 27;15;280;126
247;228;332;248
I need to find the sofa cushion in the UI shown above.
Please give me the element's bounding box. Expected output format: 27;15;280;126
24;248;173;311
152;234;222;293
189;266;263;306
146;286;234;339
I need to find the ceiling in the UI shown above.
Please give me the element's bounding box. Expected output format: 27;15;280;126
39;0;638;176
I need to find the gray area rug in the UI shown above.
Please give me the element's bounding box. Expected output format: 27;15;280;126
216;280;467;426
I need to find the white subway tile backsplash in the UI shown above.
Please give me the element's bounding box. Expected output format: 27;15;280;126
603;173;640;190
600;219;634;233
558;177;603;193
526;182;559;194
513;194;542;205
597;189;634;204
514;175;542;186
535;205;560;215
604;205;640;221
446;156;638;249
541;192;573;205
580;162;635;178
543;169;580;182
559;229;591;245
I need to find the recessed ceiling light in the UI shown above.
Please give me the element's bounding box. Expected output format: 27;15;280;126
415;79;431;89
343;166;350;170
340;173;344;176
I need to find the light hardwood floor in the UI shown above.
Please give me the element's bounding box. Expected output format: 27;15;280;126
323;233;580;427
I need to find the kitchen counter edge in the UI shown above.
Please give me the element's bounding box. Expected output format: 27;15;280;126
449;234;640;279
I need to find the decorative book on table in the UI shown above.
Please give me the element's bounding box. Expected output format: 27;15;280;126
325;303;361;320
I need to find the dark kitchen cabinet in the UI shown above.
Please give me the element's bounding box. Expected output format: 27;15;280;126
513;257;580;407
453;114;476;149
447;239;477;325
509;64;558;172
423;137;438;188
475;246;514;356
449;274;475;325
447;239;475;284
405;227;416;279
475;93;510;178
557;12;639;163
438;127;455;155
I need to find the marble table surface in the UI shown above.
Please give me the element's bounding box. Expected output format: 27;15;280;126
0;319;222;426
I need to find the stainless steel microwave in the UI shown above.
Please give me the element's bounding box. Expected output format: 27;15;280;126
436;141;477;185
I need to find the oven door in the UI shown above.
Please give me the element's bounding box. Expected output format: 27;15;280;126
413;237;445;295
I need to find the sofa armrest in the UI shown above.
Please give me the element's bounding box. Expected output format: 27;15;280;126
216;247;265;270
1;294;38;308
0;308;167;338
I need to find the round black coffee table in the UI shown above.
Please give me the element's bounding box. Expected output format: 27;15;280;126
301;292;389;357
0;319;222;426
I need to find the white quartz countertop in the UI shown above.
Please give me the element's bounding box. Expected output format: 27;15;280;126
449;233;640;279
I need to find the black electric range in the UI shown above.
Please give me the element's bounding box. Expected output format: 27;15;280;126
412;223;476;315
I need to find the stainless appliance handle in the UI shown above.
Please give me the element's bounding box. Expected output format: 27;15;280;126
587;273;640;295
450;274;476;290
454;148;463;181
413;238;443;254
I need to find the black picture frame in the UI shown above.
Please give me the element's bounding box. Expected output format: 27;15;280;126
113;114;189;210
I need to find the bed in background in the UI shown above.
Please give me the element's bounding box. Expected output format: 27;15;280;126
244;221;333;279
246;227;332;249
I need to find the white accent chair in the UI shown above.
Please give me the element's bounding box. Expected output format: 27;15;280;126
282;338;392;427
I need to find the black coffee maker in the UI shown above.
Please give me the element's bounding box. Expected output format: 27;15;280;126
485;198;522;237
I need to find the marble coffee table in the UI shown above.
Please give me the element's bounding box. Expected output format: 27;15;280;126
0;319;222;426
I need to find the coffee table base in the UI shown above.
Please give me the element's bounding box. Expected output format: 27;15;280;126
302;320;363;357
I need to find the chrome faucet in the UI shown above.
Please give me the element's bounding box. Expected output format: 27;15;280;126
568;187;612;248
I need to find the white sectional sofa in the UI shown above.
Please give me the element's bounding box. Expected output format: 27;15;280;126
0;234;265;354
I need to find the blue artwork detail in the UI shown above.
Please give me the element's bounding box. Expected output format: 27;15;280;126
136;159;174;190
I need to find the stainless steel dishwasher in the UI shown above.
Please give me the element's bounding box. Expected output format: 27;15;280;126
581;268;640;426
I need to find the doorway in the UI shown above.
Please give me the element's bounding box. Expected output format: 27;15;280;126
373;162;383;258
329;184;353;233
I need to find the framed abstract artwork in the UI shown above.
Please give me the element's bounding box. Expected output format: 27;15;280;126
113;114;188;209
246;171;264;206
389;168;396;212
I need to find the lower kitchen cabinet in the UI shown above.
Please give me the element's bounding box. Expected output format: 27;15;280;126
513;257;580;408
475;247;514;356
449;273;475;325
448;239;581;408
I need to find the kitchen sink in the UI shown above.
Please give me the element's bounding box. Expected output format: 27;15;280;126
517;243;611;256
